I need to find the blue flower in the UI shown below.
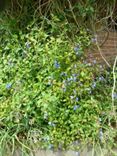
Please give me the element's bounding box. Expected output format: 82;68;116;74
47;80;52;86
67;77;73;82
48;121;55;127
72;74;77;81
6;83;12;89
89;90;92;94
25;41;30;49
75;151;80;156
92;82;96;88
62;87;66;92
99;76;105;81
74;46;80;52
91;37;97;43
72;73;77;77
113;93;117;99
60;72;67;77
48;144;53;150
99;128;103;141
67;75;77;82
75;97;79;101
74;77;77;82
83;60;87;64
43;136;50;141
22;51;27;58
73;105;80;111
54;60;60;68
74;45;81;56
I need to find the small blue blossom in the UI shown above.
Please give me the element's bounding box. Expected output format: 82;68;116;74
22;51;27;58
48;121;55;127
74;45;81;56
73;76;77;82
47;80;52;86
87;88;92;94
83;60;88;64
74;45;80;52
99;128;103;141
99;76;105;81
25;41;30;49
67;77;73;82
89;90;92;94
75;151;80;156
72;74;77;81
75;52;79;55
6;83;12;89
91;37;97;43
75;97;79;101
112;93;117;99
73;105;80;111
60;72;67;77
72;73;77;77
92;82;96;88
54;60;60;68
43;135;50;141
63;87;66;92
48;144;53;150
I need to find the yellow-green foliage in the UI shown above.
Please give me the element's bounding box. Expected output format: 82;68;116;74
0;23;116;154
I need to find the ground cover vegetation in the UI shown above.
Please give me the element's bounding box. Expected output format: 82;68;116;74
0;0;117;155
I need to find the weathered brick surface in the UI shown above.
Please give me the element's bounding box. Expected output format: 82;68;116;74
87;31;117;66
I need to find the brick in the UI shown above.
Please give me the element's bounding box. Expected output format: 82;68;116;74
87;31;117;65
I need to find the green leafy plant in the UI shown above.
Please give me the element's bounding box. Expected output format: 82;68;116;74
0;22;116;156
